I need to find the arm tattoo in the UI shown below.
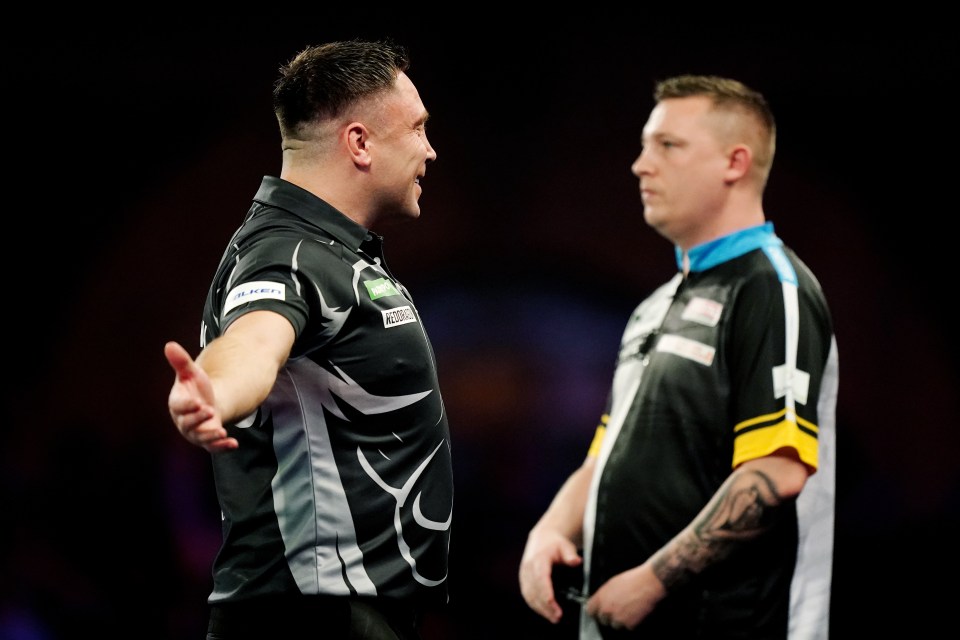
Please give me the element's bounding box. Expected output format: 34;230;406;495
651;469;783;591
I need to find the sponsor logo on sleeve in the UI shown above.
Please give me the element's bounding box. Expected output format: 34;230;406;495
773;364;810;404
223;281;285;314
365;278;400;300
382;305;417;328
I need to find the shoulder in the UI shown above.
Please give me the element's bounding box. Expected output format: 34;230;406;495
230;215;349;271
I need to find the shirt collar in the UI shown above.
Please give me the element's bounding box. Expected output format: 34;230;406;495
675;222;781;273
251;175;373;251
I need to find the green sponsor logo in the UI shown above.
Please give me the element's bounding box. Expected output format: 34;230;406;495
364;278;400;300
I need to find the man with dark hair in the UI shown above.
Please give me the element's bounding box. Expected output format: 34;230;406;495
165;39;452;640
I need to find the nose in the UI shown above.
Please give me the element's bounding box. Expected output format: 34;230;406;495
631;149;648;178
424;132;437;163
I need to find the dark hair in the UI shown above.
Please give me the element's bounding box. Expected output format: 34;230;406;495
273;39;410;139
655;74;776;180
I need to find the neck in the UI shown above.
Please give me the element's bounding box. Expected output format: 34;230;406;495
280;164;373;229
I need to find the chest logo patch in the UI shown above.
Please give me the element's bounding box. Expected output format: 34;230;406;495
382;305;417;328
657;334;716;366
223;281;285;314
681;296;723;327
365;278;400;300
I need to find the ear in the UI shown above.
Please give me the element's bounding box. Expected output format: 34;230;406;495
345;122;373;168
725;144;752;183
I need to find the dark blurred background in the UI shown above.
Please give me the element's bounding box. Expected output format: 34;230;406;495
3;17;957;639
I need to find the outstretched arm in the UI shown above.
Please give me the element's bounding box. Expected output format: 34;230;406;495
519;455;596;624
165;310;295;453
586;453;810;631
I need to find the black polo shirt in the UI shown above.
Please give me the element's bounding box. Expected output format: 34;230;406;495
582;223;837;638
199;176;453;607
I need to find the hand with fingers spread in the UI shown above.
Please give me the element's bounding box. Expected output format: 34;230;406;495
164;341;238;453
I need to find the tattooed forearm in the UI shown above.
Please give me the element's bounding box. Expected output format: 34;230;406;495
651;469;784;591
697;468;781;538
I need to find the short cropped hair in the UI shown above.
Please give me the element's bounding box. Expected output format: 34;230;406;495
273;39;410;140
655;75;777;185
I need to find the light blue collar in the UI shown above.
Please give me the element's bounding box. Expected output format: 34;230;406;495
675;222;781;272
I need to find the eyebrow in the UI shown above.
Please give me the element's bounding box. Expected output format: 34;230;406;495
641;131;665;144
